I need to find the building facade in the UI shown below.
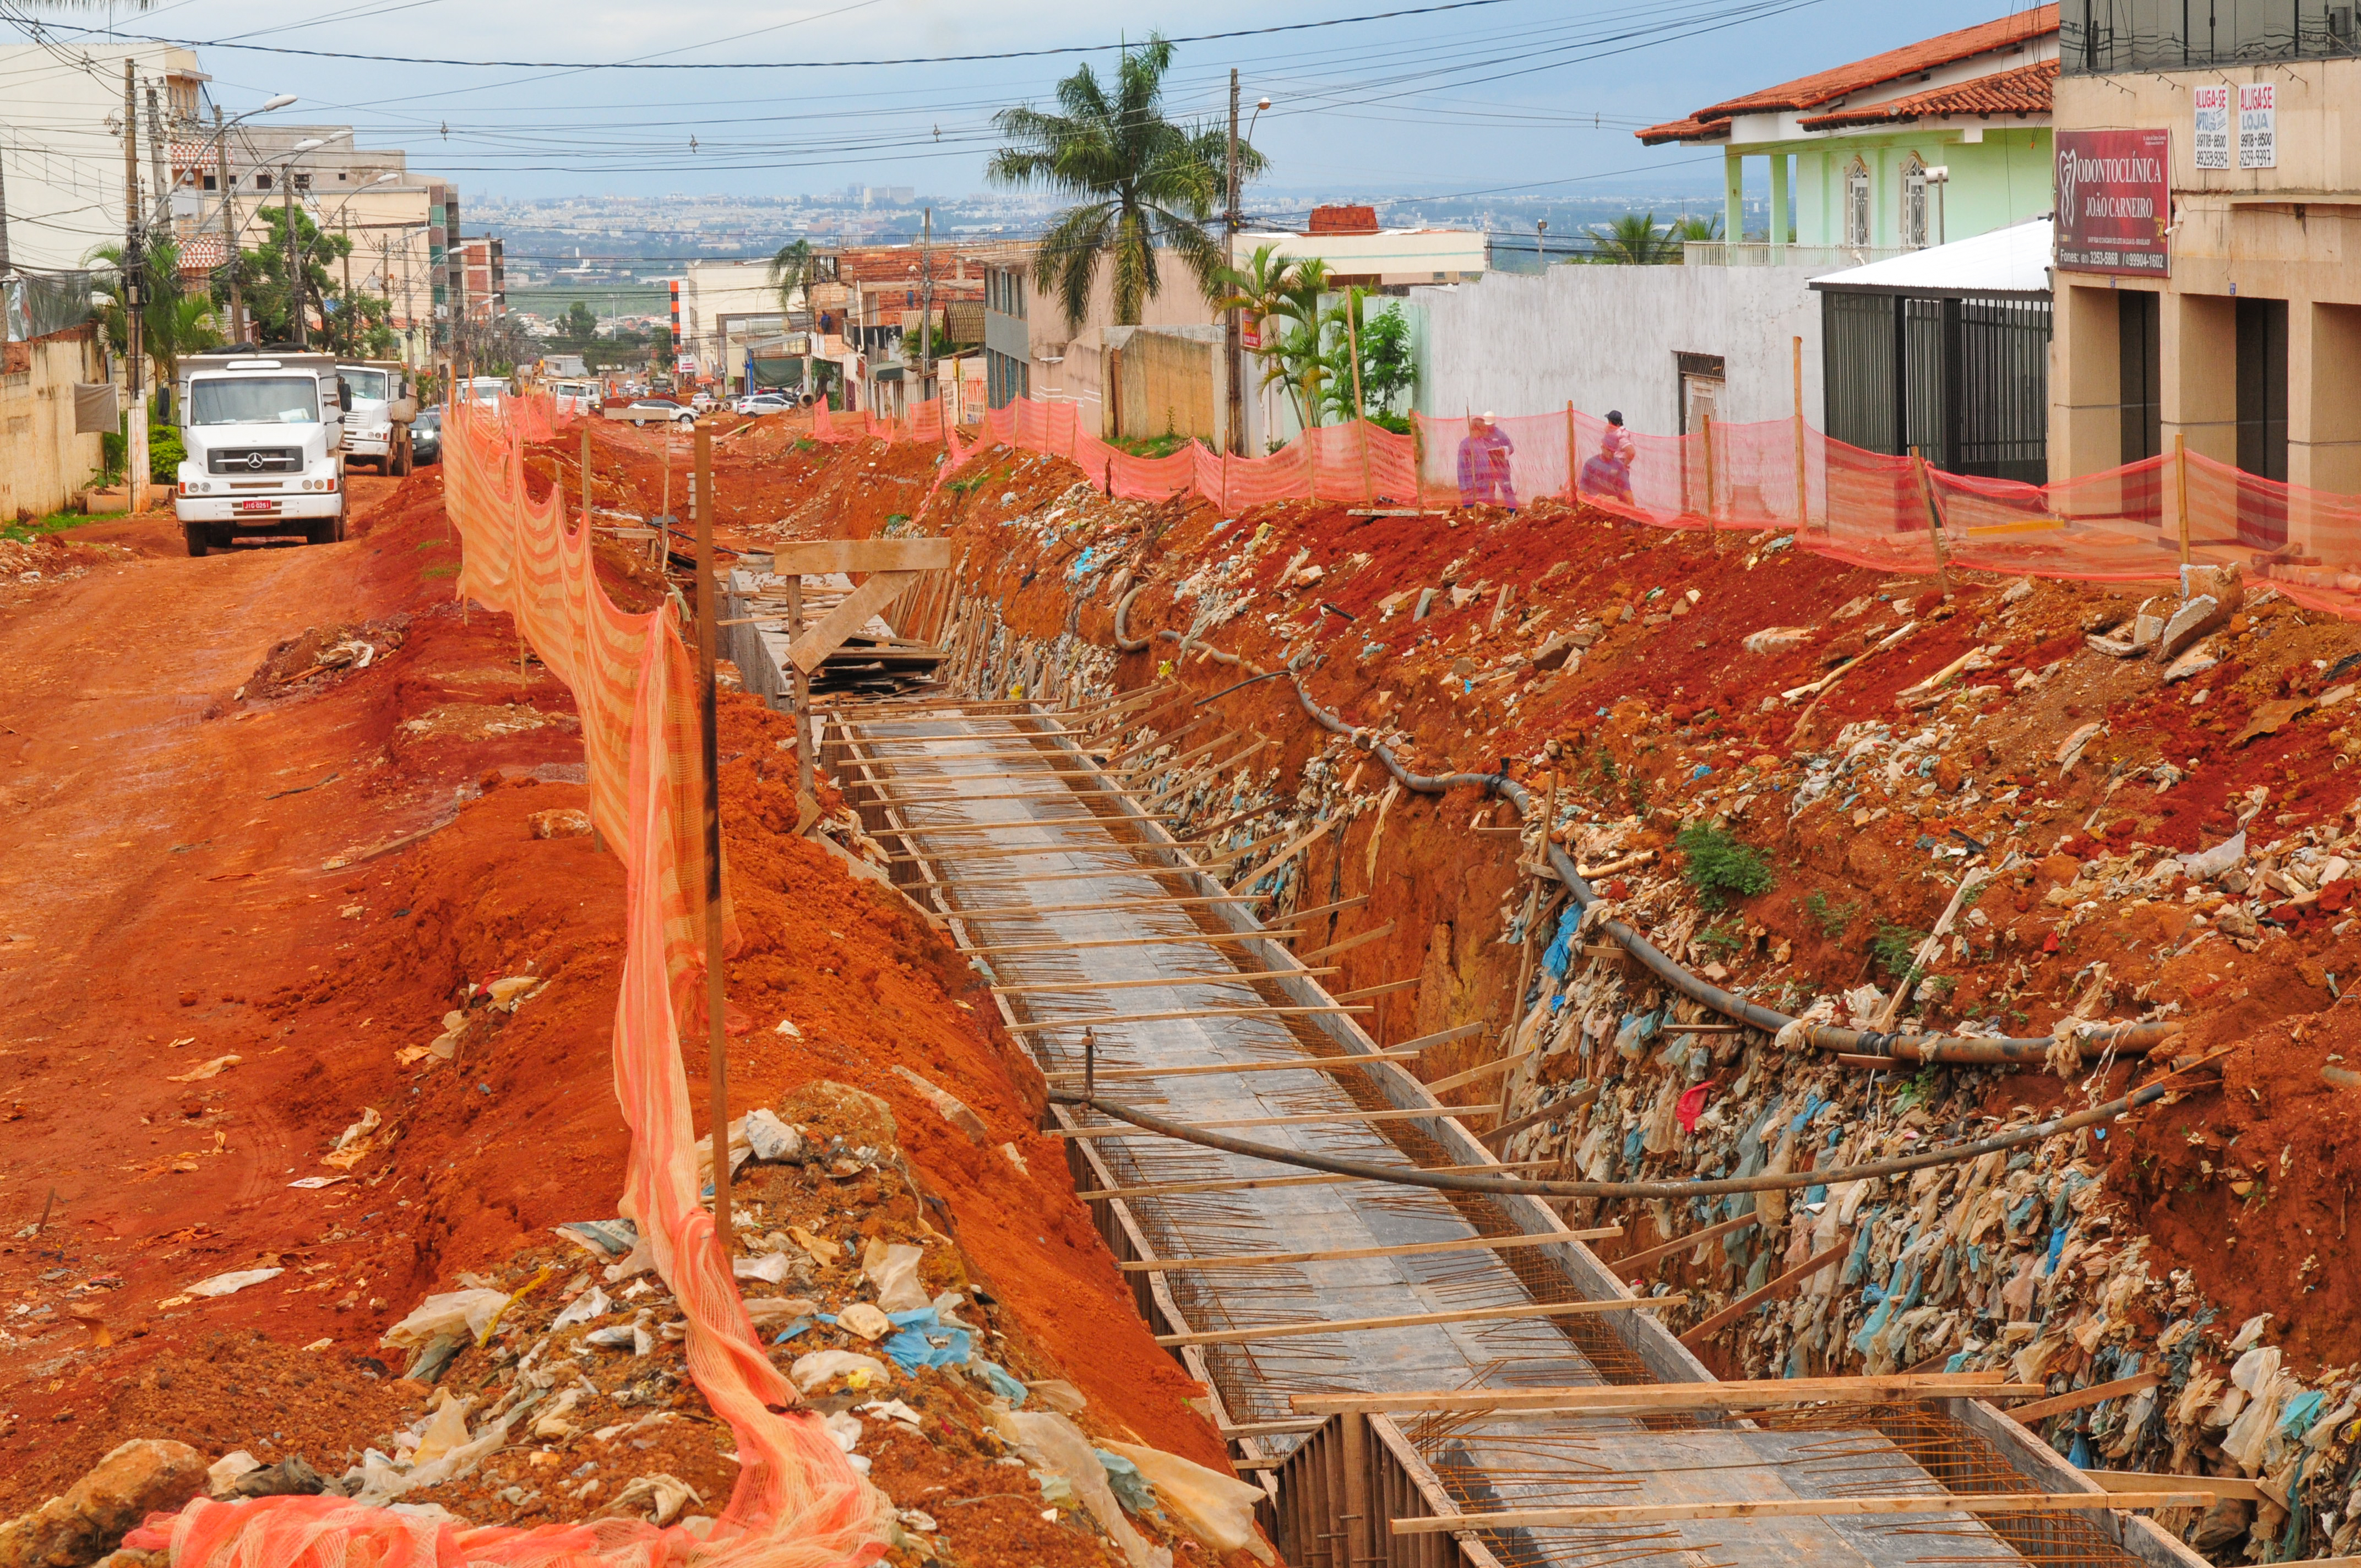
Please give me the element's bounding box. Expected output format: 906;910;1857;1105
1640;8;2058;263
2050;0;2361;541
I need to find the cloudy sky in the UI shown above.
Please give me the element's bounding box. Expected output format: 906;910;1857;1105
14;0;2044;204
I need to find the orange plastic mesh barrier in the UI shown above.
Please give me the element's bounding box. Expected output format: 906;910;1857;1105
958;398;2361;618
129;398;883;1568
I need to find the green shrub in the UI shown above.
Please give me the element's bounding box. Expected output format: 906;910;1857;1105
148;425;184;484
1675;823;1773;909
1804;890;1859;942
1870;923;1929;984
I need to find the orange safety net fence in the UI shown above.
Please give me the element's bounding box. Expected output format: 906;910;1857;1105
128;393;883;1568
953;397;2361;619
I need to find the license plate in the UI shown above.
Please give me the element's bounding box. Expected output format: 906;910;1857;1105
238;499;277;514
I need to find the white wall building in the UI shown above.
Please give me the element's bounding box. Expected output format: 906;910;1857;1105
0;42;207;274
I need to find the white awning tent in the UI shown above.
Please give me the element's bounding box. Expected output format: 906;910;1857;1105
1809;217;2054;298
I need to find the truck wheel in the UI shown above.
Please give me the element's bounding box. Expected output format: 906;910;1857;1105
183;524;210;558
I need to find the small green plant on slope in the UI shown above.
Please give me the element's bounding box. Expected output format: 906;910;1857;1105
1804;890;1860;943
1870;923;1929;985
1676;823;1773;910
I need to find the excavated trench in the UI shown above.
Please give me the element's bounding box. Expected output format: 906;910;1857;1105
796;658;2200;1568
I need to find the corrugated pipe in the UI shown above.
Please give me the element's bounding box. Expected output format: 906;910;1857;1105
1109;584;2178;1069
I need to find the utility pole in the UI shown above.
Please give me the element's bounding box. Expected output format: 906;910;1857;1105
691;424;731;1241
340;212;352;357
1225;68;1243;456
1;117;13;274
216;107;242;346
919;206;933;400
285;158;303;348
122;60;148;513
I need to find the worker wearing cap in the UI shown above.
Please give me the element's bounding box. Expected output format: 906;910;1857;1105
1580;409;1638;507
1457;412;1517;509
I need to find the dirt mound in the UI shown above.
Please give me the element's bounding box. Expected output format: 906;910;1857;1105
241;616;412;701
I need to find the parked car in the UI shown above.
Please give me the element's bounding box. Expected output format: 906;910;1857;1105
410;407;442;464
614;398;696;427
736;394;793;415
689;389;715;413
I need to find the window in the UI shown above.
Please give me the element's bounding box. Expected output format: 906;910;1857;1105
255;173;273;190
1902;156;1929;249
1844;160;1872;247
294;173;312;192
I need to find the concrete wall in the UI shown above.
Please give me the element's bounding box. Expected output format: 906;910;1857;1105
1412;264;1822;438
1108;325;1222;445
1;328;106;520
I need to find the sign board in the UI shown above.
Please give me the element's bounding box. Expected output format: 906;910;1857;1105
1241;314;1263;351
2055;128;2172;276
676;354;698;375
2239;83;2276;168
2194;84;2231;170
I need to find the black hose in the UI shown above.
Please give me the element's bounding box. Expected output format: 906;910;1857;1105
1195;668;1294;706
1108;582;2178;1067
1048;1055;2208;1201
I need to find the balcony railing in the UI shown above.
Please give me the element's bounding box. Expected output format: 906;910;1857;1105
1684;241;1916;269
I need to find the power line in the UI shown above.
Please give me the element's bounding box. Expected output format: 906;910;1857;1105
24;0;1530;71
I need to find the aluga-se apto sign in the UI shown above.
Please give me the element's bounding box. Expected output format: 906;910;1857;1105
2194;84;2231;170
2054;128;2172;276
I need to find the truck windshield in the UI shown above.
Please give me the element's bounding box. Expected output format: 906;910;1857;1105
189;377;321;427
341;368;390;400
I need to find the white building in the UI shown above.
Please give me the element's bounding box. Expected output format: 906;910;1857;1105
0;42;208;274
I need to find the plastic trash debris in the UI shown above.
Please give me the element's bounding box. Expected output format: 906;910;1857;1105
206;1450;263;1495
861;1238;931;1314
2178;831;2246;881
166;1054;241;1084
792;1349;890;1395
187;1267;282;1297
1026;1379;1087;1413
879;1307;972;1373
741;1295;818;1328
380;1287;510;1349
322;1107;382;1170
733;1253;799;1286
483;976;543;1012
1102;1440;1275;1562
743;1107;803;1162
830;1301;890;1340
973;1359;1028;1404
855;1398;922;1430
601;1472;703;1527
993;1409;1167;1568
550;1286;608;1331
411;1391;474;1465
1096;1449;1157;1515
552;1218;637;1259
888;1065;989;1144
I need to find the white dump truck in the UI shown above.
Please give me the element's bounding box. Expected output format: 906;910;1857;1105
173;350;350;557
335;358;419;475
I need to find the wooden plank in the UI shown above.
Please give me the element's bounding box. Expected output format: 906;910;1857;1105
1334;976;1420;1003
960;932;1296;956
1057;1101;1488;1138
1157;1295;1681;1348
2008;1373;2164;1423
1263;892;1372;927
1079;1159;1559;1204
1679;1240;1852;1347
770;537;953;574
1390;1492;2214;1534
1604;1213;1759;1281
997;894;1267;914
1293;1371;2031;1417
1044;1046;1418;1081
1226;812;1343;895
1479;1084;1601;1151
1120;1226;1620;1273
1397;1021;1486;1053
1424;1048;1534;1096
789;570;920;673
997;966;1342;997
1296;921;1397;965
2088;1471;2258;1504
1010;1004;1369;1036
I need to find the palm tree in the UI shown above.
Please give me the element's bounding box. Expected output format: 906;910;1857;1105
988;35;1264;329
767;237;818;398
88;237;190;385
1586;213;1679;265
1213;243;1314;430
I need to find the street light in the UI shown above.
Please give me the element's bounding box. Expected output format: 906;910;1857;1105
188;92;297;345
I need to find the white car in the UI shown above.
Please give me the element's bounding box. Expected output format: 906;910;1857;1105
736;394;793;415
619;398;697;427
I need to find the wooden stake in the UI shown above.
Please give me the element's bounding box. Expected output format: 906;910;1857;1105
1295;919;1397;965
1080;1158;1559;1205
1120;1226;1619;1273
1603;1212;1759;1281
693;424;730;1237
960;931;1298;957
2008;1371;2163;1423
2175;431;2192;564
1392;1493;2211;1534
1564;399;1577;500
1678;1239;1849;1347
1701;411;1717;541
1423;1047;1536;1096
1156;1294;1680;1347
1045;1045;1418;1081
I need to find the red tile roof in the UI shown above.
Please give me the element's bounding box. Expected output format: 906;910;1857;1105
1635;6;2055;145
1798;57;2055;129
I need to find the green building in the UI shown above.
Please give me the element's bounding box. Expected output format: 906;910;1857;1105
1640;7;2058;263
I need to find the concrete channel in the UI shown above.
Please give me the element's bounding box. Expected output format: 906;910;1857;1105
818;697;2206;1568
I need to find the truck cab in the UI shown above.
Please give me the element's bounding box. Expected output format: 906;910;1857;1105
335;359;418;475
173;351;350;557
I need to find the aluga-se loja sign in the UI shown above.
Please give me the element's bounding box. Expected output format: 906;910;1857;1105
2054;128;2173;277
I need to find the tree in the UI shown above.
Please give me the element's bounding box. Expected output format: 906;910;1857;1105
988;35;1264;329
1586;212;1679;265
558;301;599;344
766;238;817;395
216;204;350;344
1672;214;1723;246
1317;290;1416;426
